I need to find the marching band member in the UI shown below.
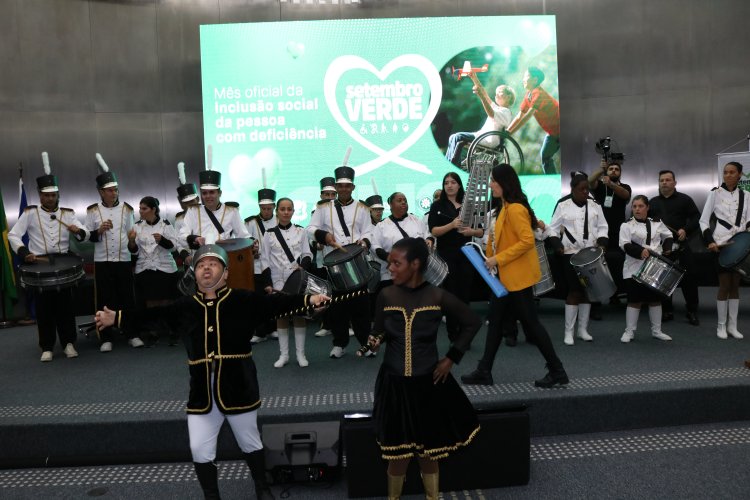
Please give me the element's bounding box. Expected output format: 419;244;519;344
179;164;250;250
174;162;200;266
306;165;374;358
547;171;609;345
461;164;568;387
311;177;337;338
95;244;329;500
619;195;674;342
700;161;750;339
127;196;180;345
367;237;481;500
245;188;278;344
428;172;483;341
371;192;433;290
260;198;313;367
9;153;87;361
365;194;385;226
85;153;140;352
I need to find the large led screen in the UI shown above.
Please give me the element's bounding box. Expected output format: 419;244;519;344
200;16;560;224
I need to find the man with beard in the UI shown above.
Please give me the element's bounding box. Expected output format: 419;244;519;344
648;170;701;325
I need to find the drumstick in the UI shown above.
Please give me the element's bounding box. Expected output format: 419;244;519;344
274;289;367;319
50;214;73;231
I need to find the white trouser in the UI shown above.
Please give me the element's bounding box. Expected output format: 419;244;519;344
187;383;263;462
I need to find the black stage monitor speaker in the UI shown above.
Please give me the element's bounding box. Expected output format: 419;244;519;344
261;421;341;484
342;405;530;498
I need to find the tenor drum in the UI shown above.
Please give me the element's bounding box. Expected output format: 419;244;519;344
533;240;555;297
633;253;685;297
718;232;750;279
178;268;196;296
323;244;372;292
19;254;85;292
282;270;333;319
424;252;449;287
569;247;616;303
217;237;255;290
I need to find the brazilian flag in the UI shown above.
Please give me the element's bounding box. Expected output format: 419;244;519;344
0;187;18;315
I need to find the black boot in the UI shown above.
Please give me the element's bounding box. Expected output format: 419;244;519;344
534;365;569;388
193;461;221;500
461;365;493;385
244;450;274;499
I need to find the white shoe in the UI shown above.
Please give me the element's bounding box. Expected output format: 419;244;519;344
273;355;289;368
621;331;634;343
717;324;728;340
63;343;78;358
128;337;145;348
100;342;113;352
364;349;377;358
577;330;593;342
651;331;672;341
348;328;354;337
250;335;267;344
40;351;53;362
330;346;345;358
314;329;332;337
728;329;744;339
270;331;279;339
297;353;309;367
563;331;574;346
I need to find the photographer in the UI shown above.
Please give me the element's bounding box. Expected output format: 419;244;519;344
589;144;631;303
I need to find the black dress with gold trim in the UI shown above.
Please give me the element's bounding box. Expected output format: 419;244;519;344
372;282;481;460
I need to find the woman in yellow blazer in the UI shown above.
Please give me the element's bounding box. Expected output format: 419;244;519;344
462;164;569;388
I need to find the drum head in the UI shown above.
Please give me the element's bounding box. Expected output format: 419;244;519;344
20;254;83;273
323;243;364;266
719;232;750;268
282;270;304;295
569;247;603;267
217;238;254;252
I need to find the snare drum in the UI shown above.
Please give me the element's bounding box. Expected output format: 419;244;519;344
533;240;555;297
569;247;616;303
424;252;448;287
632;253;685;297
323;244;372;292
718;232;750;278
19;254;85;292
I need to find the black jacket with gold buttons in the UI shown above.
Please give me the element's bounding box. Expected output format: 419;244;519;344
118;286;309;414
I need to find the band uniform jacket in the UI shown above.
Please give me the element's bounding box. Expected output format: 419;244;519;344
547;196;609;254
306;199;374;258
245;214;278;274
699;184;750;246
179;202;250;249
85;201;135;262
9;205;87;257
116;286;311;414
618;217;673;280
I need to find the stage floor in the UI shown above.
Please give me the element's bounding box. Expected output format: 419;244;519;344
1;287;749;469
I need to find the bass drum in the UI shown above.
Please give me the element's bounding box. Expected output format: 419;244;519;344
718;231;750;280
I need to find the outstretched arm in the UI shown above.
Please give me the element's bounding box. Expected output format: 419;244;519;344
469;73;495;119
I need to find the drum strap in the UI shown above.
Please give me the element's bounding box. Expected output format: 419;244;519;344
737;189;745;227
390;216;410;239
582;202;589;240
334;203;351;238
204;206;225;235
645;219;651;245
271;227;296;263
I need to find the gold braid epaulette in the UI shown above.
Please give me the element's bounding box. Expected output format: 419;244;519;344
274;289;368;320
187;352;252;365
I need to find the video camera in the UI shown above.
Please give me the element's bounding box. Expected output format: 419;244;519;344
595;136;625;164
